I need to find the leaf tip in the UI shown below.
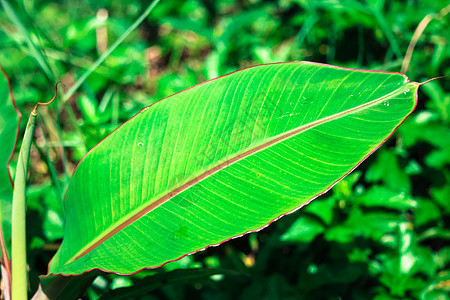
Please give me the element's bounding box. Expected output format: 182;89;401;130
417;74;449;86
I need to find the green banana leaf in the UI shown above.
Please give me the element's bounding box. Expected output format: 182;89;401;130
48;62;418;276
0;72;19;257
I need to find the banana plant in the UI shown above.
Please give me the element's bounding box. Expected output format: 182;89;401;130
2;62;421;299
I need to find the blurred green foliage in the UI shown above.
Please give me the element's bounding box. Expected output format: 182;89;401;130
0;0;449;299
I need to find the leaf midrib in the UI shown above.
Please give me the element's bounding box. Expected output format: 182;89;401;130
68;81;415;264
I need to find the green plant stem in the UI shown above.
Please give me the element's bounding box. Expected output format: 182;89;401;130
11;110;37;300
63;0;161;102
370;8;402;59
38;111;71;182
32;138;63;204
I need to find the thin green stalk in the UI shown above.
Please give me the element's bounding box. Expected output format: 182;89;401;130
370;8;402;59
11;109;37;300
32;137;63;205
63;0;161;102
11;85;60;300
39;111;71;182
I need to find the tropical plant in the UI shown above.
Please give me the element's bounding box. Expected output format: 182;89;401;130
2;60;422;299
1;0;449;299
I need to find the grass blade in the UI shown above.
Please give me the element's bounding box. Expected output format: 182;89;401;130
1;0;55;80
370;8;402;59
63;0;161;102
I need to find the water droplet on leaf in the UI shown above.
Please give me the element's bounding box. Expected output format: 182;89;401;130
137;142;144;146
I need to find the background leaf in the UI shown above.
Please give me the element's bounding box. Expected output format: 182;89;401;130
0;71;19;257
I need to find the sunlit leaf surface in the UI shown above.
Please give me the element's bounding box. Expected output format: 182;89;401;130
48;62;418;275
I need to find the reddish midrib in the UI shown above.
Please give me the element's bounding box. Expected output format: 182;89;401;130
70;83;412;263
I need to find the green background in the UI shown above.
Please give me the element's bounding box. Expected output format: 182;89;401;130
0;0;449;299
